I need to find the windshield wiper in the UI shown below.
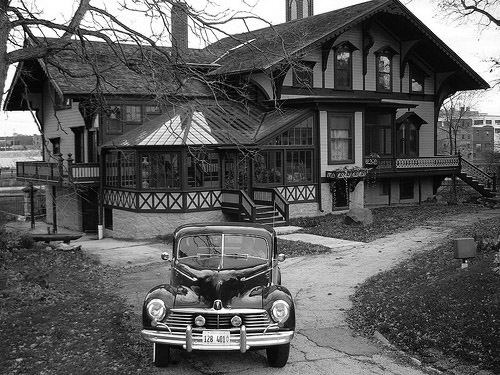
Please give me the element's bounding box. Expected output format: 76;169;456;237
225;253;249;259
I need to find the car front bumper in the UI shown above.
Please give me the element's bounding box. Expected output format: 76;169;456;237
141;324;294;352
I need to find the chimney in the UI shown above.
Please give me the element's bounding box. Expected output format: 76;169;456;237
286;0;314;22
171;2;188;58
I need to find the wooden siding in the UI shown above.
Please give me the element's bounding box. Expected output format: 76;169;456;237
279;22;436;98
42;82;87;161
394;101;435;157
367;23;401;93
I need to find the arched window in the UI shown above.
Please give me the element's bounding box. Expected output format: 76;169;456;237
334;42;357;90
288;0;298;21
375;46;398;92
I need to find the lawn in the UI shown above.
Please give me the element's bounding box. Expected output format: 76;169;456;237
290;202;483;242
0;203;498;373
345;208;500;373
0;228;152;374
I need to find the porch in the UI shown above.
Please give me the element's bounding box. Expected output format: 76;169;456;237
363;154;496;197
16;154;99;186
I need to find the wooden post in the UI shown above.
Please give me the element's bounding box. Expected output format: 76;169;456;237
52;185;57;233
67;153;73;179
30;184;35;229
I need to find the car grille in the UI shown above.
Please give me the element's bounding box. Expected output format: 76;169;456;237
165;311;272;331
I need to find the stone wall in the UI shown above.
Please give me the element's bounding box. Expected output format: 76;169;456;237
105;209;225;239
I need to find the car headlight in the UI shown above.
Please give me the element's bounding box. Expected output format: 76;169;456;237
271;300;290;325
146;298;166;322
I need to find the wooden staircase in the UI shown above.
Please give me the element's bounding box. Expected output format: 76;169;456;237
221;188;289;227
254;205;287;226
458;158;497;198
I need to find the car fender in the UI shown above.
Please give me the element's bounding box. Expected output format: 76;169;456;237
142;284;176;327
263;285;295;329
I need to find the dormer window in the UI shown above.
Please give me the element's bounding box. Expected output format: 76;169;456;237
375;46;398;92
292;61;315;88
334;41;358;90
54;91;72;110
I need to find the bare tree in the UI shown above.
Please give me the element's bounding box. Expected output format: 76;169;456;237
1;0;274;109
438;90;483;156
432;0;500;86
437;90;484;204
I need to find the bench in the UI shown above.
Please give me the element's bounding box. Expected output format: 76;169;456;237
30;234;82;244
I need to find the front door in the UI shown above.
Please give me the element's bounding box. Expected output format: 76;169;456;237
81;188;98;232
222;152;249;192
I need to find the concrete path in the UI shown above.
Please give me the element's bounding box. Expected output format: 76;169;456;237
8;208;500;374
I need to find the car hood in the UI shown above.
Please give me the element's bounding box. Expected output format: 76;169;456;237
172;263;270;309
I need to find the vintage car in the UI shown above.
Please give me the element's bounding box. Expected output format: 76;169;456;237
141;222;295;368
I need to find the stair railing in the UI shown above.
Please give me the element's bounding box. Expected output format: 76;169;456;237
460;156;497;192
253;187;289;224
239;190;256;222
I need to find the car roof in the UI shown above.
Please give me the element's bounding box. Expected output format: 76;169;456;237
173;222;276;239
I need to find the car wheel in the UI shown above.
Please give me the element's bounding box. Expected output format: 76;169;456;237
153;343;170;367
266;343;290;368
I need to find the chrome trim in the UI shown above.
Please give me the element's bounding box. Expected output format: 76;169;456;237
141;325;294;352
170;307;266;315
173;265;197;281
240;268;269;282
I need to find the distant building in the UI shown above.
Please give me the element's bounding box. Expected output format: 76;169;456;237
0;134;42;151
437;108;497;161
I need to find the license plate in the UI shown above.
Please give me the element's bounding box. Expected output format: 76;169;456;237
202;330;231;345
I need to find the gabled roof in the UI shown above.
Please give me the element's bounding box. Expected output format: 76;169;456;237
5;38;217;107
203;0;387;74
5;0;488;112
102;100;310;148
203;0;488;90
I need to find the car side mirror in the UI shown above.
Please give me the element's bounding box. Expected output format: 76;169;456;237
277;253;286;262
161;252;170;261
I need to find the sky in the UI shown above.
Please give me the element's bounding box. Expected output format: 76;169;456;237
1;0;499;136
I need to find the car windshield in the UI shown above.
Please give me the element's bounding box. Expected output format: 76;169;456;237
177;234;269;270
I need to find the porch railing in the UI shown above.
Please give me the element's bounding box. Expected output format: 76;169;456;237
371;155;460;171
68;163;100;183
16;157;100;185
17;161;61;183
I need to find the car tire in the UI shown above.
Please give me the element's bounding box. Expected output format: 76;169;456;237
153;343;170;367
266;343;290;368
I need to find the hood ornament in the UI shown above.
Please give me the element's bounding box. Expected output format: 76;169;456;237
213;299;222;310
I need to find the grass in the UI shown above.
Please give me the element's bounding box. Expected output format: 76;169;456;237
0;227;151;374
290;203;483;242
345;208;500;373
0;203;498;373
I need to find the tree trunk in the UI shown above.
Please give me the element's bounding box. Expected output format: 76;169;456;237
449;174;458;205
448;123;453;155
0;0;11;103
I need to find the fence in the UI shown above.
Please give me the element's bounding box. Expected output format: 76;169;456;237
0;192;46;219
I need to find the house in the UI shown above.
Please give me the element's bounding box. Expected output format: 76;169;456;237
4;0;493;238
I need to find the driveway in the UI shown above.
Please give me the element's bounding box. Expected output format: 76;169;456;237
74;208;500;374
